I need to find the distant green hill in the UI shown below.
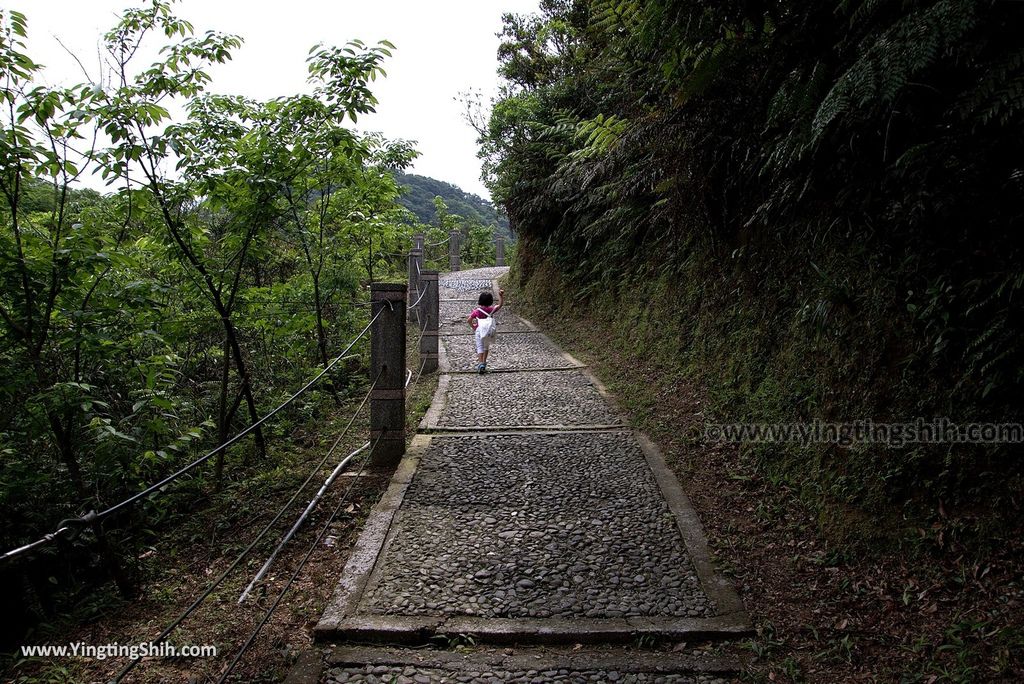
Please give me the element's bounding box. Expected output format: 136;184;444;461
393;172;511;240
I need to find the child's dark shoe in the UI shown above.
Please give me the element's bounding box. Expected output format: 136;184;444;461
477;363;487;374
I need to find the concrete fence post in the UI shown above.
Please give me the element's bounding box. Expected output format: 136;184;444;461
370;283;406;466
419;270;439;374
495;236;505;267
413;233;424;252
449;231;461;272
407;248;423;323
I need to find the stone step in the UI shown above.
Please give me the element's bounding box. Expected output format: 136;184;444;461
313;267;749;678
420;370;626;431
439;332;583;373
319;645;741;684
314;432;749;647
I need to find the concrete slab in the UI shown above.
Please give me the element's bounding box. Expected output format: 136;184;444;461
326;645;738;675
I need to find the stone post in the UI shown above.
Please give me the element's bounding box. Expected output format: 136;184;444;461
449;230;461;272
370;283;406;466
407;248;423;323
495;236;505;267
419;270;439;374
413;233;424;252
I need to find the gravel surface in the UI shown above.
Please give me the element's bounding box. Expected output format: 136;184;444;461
436;371;621;428
360;432;713;619
442;333;577;371
440;268;509;289
438;267;508;300
324;665;728;683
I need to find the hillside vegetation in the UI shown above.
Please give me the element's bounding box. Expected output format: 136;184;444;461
394;172;511;240
0;4;419;658
480;0;1024;551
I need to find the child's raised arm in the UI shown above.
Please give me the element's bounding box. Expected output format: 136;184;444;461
493;288;505;313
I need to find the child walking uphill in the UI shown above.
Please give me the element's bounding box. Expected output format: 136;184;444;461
468;288;505;374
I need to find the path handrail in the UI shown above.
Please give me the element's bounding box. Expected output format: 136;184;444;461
0;310;382;563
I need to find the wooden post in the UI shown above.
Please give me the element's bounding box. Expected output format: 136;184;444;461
495;236;505;267
419;270;439;374
449;231;461;272
407;248;422;323
370;283;406;466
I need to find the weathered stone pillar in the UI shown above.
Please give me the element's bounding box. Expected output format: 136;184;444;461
495;236;505;267
370;283;406;466
419;270;439;374
407;248;423;323
449;231;461;272
413;233;424;252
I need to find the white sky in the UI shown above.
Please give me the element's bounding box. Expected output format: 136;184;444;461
19;0;539;200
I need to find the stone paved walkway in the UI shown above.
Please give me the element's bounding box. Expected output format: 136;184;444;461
314;268;748;683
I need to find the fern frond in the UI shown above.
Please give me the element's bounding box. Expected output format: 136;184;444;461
811;0;977;142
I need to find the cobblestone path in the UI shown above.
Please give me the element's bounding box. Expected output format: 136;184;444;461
314;268;748;683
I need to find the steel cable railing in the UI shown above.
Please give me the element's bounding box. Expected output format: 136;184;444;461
14;281;439;682
1;310;382;563
111;365;385;683
214;430;383;683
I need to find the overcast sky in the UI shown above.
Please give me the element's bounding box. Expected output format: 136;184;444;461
19;0;539;200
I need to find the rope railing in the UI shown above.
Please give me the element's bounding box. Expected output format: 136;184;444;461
0;310;383;564
235;439;370;605
407;284;428;311
112;299;436;681
412;356;428;386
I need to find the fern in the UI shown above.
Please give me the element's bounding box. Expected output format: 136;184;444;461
957;48;1024;128
566;113;629;161
589;0;642;33
811;0;977;143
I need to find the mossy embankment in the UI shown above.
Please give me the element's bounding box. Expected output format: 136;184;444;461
509;238;1022;556
507;240;1024;679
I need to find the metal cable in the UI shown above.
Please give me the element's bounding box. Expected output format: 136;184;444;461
1;310;382;563
413;356;428;385
214;432;383;683
235;444;368;605
236;367;384;604
111;370;382;683
407;285;427;311
415;317;428;349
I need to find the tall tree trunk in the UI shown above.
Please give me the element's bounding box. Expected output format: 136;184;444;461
144;179;268;461
219;314;266;461
215;336;231;486
46;409;136;598
312;273;341;406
